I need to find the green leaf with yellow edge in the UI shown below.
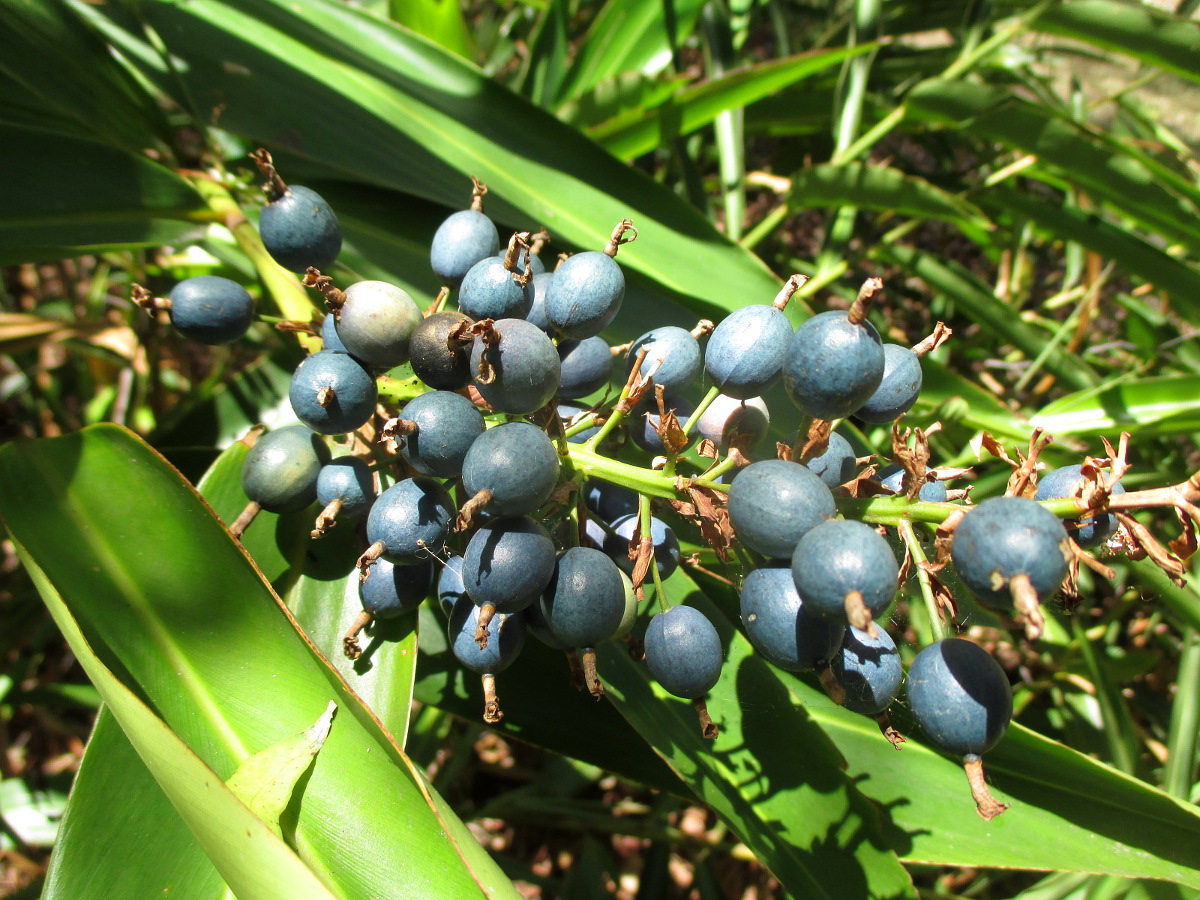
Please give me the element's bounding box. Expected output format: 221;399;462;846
0;424;521;900
12;541;339;900
227;701;338;838
0;124;209;264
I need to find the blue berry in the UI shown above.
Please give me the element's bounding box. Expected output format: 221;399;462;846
260;184;342;273
1035;464;1125;548
644;606;723;700
289;350;378;435
830;626;902;715
409;311;473;390
335;281;422;369
241;424;330;513
448;596;526;723
461;422;560;517
438;555;467;617
365;477;455;562
470;318;561;414
727;459;836;559
908;638;1012;756
545;250;624;339
168;276;255;346
459;256;535;321
855;343;922;423
316;456;375;520
740;564;843;672
360;556;434;619
705;305;792;399
462;516;557;615
878;464;948;502
558;336;613;399
584;480;639;522
792;519;899;631
801;432;857;489
627;326;702;398
605;514;680;580
320;313;348;353
694;395;770;452
430;208;500;286
538;547;627;696
396;391;485;478
525;272;556;335
783;310;884;420
629;394;694;455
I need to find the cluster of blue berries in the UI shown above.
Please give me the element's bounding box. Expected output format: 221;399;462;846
145;152;1161;822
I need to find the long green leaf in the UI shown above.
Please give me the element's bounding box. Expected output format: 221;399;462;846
590;46;872;160
88;0;783;315
1032;1;1200;86
0;425;519;900
0;124;209;264
1031;376;1200;437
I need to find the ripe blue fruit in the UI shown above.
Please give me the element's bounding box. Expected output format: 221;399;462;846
430;208;500;286
359;556;434;619
605;514;681;580
438;555;468;617
783;310;884;420
365;477;455;562
800;431;857;488
1035;464;1125;548
878;464;948;502
459;256;535;321
538;547;627;696
831;626;902;716
855;343;922;423
313;456;375;534
409;311;473;390
463;516;557;643
544;250;624;339
629;394;694;455
704;304;792;399
644;605;723;700
241;424;331;513
557;336;613;399
584;479;639;523
525;272;555;335
335;280;422;369
951;495;1070;640
448;596;526;723
740;563;843;672
168;276;255;346
907;637;1013;820
320;313;348;353
727;459;836;559
627;326;702;398
395;390;485;478
470;318;561;414
289;350;378;435
461;422;560;518
792;519;899;633
260;184;342;273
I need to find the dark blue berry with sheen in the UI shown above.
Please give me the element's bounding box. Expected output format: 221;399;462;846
525;272;555;335
366;477;455;561
644;606;723;700
951;496;1070;609
448;597;526;675
241;424;330;513
1036;464;1125;548
289;350;378;435
316;456;374;519
462;517;557;614
409;311;473;390
336;281;422;369
321;313;348;353
168;276;255;346
831;626;902;715
705;305;792;399
260;184;342;273
470;318;560;415
801;431;857;489
629;394;694;455
438;555;467;617
360;557;434;619
907;638;1012;756
459;257;535;321
727;459;836;559
584;479;639;522
538;547;626;648
740;564;843;672
783;310;884;420
545;251;624;339
461;422;560;517
792;519;899;623
855;343;922;423
605;514;680;580
627;327;702;398
558;336;613;399
430;209;500;286
398;391;485;478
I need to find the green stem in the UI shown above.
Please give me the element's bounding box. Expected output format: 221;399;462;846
641;493;669;613
566;443;679;501
682;385;721;437
899;520;948;643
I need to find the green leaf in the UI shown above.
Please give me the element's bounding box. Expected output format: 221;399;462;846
96;0;783;315
227;701;338;838
0;425;520;899
599;588;918;900
0;124;210;264
589;47;871;160
1032;1;1200;86
1030;376;1200;437
783;161;989;229
553;0;707;105
386;0;474;60
14;541;340;900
